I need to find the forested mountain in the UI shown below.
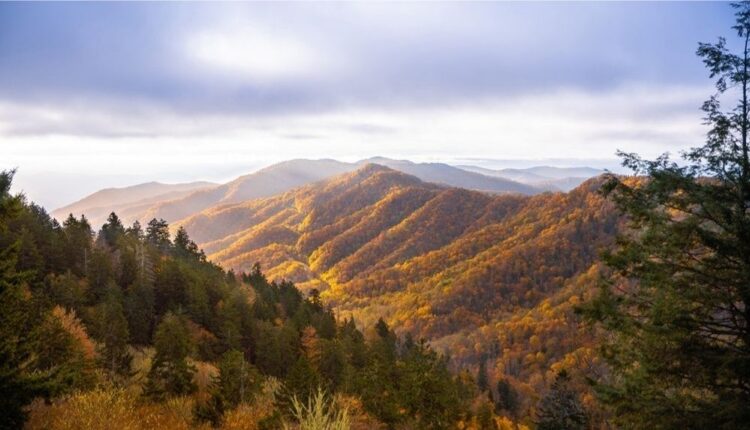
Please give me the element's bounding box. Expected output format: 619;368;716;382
53;158;541;229
2;162;618;428
0;170;489;429
170;163;618;421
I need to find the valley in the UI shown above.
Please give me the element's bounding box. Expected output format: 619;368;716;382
52;159;617;422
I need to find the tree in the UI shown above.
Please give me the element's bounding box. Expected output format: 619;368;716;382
61;214;92;277
583;3;750;428
124;278;155;345
143;312;196;400
286;355;320;401
99;212;124;247
126;220;144;240
95;286;132;378
477;358;489;393
173;226;203;260
35;306;97;397
535;371;588;430
398;339;463;429
318;340;348;391
495;379;519;418
0;170;44;428
217;349;261;407
146;218;170;250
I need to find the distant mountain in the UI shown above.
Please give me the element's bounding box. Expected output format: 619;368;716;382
51;181;215;227
360;157;539;194
457;164;604;191
139;159;358;224
54;158;539;226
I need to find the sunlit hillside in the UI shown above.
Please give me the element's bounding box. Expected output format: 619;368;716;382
167;163;620;418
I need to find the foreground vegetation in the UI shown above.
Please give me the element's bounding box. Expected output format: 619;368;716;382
0;169;542;429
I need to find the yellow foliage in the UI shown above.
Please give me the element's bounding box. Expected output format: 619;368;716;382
51;306;96;360
25;388;197;430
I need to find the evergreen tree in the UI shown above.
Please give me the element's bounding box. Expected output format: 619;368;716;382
173;226;203;260
100;212;124;247
0;170;44;428
584;3;750;428
144;312;196;400
61;214;92;277
286;355;320;401
399;339;462;430
535;371;588;430
477;358;489;393
126;220;144;240
146;218;171;250
318;340;348;391
125;278;155;345
217;349;261;407
495;379;519;417
86;246;113;303
96;286;132;377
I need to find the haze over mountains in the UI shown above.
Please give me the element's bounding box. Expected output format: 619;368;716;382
53;181;216;227
52;157;603;227
458;165;604;191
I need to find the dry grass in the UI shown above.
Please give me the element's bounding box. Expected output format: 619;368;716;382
25;388;198;430
282;388;350;430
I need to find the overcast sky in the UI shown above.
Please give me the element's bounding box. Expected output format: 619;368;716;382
0;2;737;208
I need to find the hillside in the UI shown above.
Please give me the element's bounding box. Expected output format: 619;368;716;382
173;164;617;417
181;165;617;340
1;170;474;429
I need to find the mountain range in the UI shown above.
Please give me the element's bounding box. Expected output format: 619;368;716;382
52;158;602;228
172;162;616;332
457;165;605;191
49;159;617;416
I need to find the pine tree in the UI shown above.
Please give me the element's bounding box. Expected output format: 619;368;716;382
477;359;489;393
125;278;155;345
495;379;519;417
286;355;320;401
318;340;348;391
535;371;588;430
126;220;144;240
0;170;44;428
146;218;171;250
96;286;132;377
61;214;92;277
100;212;124;247
217;349;260;407
144;312;196;400
583;3;750;428
173;226;203;260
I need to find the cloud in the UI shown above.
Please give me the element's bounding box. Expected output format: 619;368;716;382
0;84;709;162
186;26;335;83
0;2;732;117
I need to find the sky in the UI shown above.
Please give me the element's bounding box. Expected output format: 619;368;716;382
0;1;738;209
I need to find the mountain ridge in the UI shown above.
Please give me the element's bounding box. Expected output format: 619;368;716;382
52;158;603;229
171;165;616;346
